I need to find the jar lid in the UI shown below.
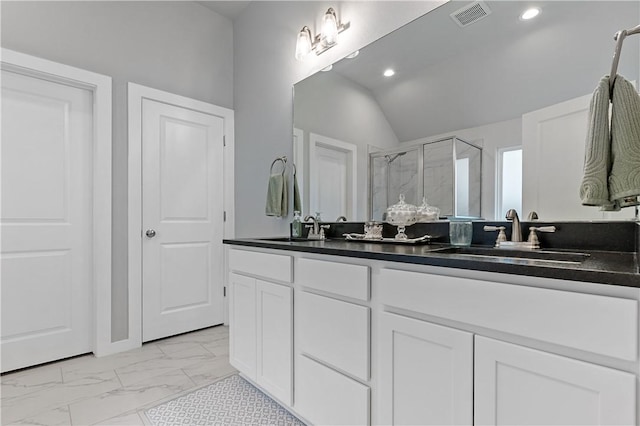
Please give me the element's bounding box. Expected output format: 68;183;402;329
416;196;440;222
385;194;417;226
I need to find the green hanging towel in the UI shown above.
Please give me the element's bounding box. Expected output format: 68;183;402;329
293;166;301;213
609;75;640;207
265;157;288;217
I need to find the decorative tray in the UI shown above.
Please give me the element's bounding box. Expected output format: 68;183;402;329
342;233;436;244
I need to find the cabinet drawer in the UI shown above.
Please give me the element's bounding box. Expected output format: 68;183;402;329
297;257;369;301
228;248;292;282
298;291;370;381
380;269;638;361
295;354;370;426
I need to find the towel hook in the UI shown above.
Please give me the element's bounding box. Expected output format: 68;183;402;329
609;24;640;93
269;156;287;175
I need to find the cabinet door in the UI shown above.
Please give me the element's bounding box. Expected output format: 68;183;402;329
474;336;636;425
256;280;293;405
379;313;473;425
229;272;256;380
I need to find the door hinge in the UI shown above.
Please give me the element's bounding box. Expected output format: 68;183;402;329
223;135;226;146
223;286;227;297
223;211;227;222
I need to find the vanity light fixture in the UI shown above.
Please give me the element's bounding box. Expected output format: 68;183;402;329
295;7;350;61
383;68;396;77
295;26;314;61
520;7;540;21
321;7;339;47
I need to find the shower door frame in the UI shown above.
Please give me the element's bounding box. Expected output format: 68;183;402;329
368;136;482;220
369;145;424;220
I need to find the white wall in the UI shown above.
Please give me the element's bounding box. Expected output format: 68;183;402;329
294;70;400;219
233;1;446;236
1;1;233;341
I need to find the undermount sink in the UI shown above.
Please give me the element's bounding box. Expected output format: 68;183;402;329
434;246;590;264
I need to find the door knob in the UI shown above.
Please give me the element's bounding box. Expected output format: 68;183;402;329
145;229;156;238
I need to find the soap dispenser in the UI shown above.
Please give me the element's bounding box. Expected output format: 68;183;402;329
292;211;302;238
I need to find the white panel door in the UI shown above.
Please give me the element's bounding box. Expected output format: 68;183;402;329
379;313;473;425
1;70;93;372
142;99;224;341
522;94;636;220
309;133;357;220
474;336;636;425
256;280;292;405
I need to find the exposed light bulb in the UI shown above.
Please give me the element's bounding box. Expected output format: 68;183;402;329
295;26;313;61
383;69;395;77
321;8;339;47
520;7;540;20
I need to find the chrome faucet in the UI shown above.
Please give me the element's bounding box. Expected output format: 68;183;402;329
485;209;556;250
505;209;522;242
335;216;347;222
304;215;329;240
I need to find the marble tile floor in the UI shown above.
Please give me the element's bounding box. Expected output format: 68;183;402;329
1;325;236;426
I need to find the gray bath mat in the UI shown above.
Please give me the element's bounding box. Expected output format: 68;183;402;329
145;374;305;425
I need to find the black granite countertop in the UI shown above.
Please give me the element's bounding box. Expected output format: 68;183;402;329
223;237;640;288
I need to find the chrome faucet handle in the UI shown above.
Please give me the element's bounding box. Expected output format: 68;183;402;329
484;225;507;247
319;224;330;239
527;226;556;249
529;226;556;233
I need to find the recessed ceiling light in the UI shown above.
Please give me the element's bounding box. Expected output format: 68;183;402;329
383;69;395;77
345;50;360;59
321;65;333;72
520;7;540;21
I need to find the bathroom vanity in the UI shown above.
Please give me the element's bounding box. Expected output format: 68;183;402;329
224;222;640;425
228;1;640;423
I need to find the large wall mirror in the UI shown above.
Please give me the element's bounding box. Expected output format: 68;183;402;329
293;1;640;222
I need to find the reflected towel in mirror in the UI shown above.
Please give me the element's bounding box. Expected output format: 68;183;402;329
293;168;301;213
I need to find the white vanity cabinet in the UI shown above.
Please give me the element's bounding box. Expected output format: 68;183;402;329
225;244;639;425
379;268;638;426
228;248;293;405
294;257;372;425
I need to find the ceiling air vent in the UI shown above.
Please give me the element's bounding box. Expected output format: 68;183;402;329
450;1;492;27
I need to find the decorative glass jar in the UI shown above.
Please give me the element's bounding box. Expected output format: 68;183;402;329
385;194;417;239
416;197;440;222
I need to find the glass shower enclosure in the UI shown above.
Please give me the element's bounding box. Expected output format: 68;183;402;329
369;136;482;220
